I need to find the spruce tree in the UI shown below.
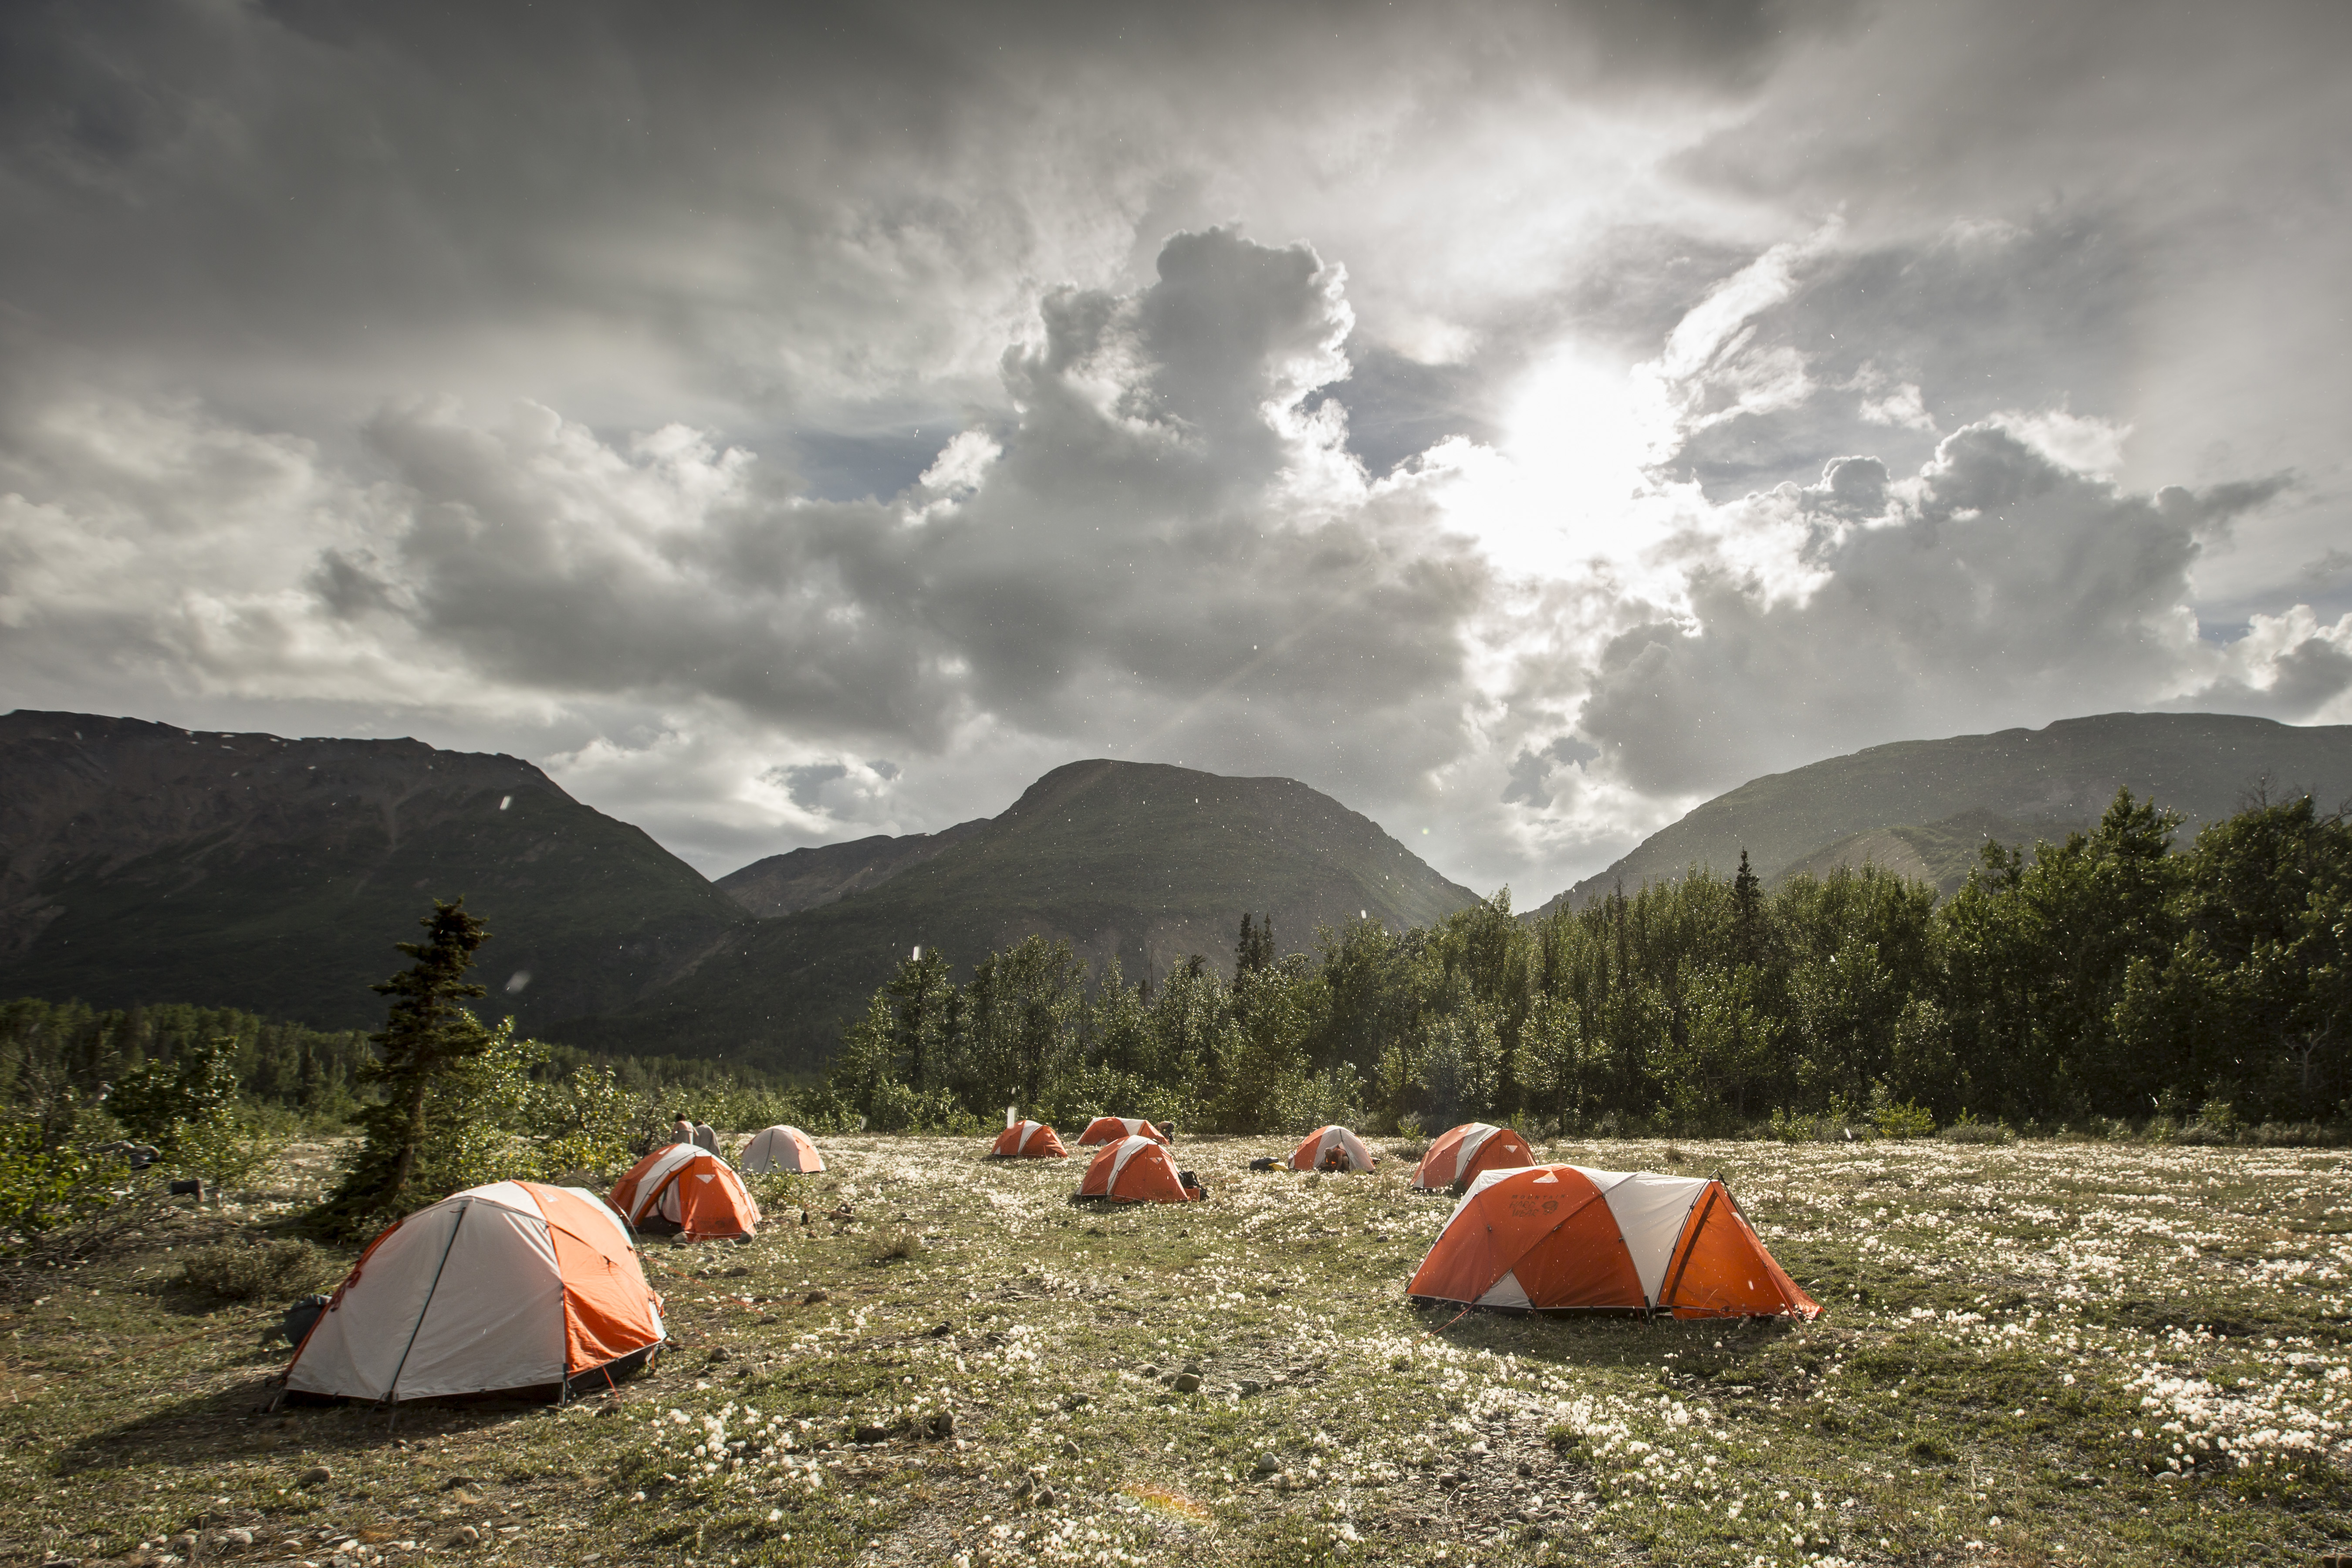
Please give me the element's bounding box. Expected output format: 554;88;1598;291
1732;849;1764;969
319;898;491;1235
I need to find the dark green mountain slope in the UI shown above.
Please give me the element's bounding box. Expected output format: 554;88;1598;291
1535;712;2352;914
715;818;987;916
0;711;747;1030
564;758;1480;1069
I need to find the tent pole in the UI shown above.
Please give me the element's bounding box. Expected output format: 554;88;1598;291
381;1200;472;1415
1659;1184;1723;1313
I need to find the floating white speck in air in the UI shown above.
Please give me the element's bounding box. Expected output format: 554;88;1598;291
1361;910;1367;920
505;970;532;994
1006;1105;1018;1129
499;795;512;810
912;945;922;960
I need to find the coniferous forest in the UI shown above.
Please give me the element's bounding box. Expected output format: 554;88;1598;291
826;789;2352;1139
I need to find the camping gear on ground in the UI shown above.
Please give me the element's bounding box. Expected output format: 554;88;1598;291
1076;1116;1169;1146
1289;1125;1377;1173
1407;1163;1821;1319
283;1181;666;1403
1411;1122;1538;1192
609;1144;762;1240
282;1292;330;1348
1074;1135;1203;1203
1249;1156;1278;1171
741;1125;825;1174
989;1120;1069;1159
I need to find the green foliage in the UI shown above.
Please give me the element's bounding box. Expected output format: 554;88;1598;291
105;1037;240;1144
815;787;2352;1140
318;899;497;1234
0;1119;132;1237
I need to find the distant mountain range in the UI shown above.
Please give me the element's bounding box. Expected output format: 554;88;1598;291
1533;712;2352;915
15;707;2349;1068
562;758;1480;1065
0;711;743;1031
1;716;1474;1069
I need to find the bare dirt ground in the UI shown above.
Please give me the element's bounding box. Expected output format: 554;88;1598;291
1;1132;2348;1567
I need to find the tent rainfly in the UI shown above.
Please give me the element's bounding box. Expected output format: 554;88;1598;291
1077;1115;1169;1146
1411;1122;1538;1192
609;1145;761;1240
1289;1125;1377;1173
1075;1136;1202;1203
1407;1163;1821;1319
741;1125;825;1174
989;1120;1069;1159
284;1181;665;1404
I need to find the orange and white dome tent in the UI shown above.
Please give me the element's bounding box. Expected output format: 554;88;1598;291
1075;1135;1201;1203
741;1125;825;1174
609;1144;761;1240
1289;1125;1377;1173
989;1120;1069;1159
285;1182;665;1404
1408;1163;1821;1319
1412;1122;1537;1191
1077;1116;1169;1146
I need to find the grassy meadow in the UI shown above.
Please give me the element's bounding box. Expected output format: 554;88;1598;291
1;1134;2348;1568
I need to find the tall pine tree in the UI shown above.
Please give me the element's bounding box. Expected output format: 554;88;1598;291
318;899;492;1235
1732;849;1764;969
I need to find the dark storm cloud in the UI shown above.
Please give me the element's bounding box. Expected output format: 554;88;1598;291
340;230;1484;784
4;0;2349;897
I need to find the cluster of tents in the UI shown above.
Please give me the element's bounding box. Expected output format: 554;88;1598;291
276;1113;1813;1412
997;1112;1819;1321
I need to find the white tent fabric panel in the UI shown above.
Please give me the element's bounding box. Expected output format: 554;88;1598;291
287;1202;463;1401
1452;1123;1501;1183
392;1202;565;1399
460;1181;544;1217
1589;1169;1709;1304
1477;1269;1531;1308
625;1145;703;1223
742;1126;819;1173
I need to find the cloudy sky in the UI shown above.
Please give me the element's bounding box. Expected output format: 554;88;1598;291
3;0;2349;899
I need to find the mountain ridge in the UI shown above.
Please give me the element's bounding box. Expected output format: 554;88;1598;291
1533;711;2352;916
0;710;747;1030
554;757;1483;1068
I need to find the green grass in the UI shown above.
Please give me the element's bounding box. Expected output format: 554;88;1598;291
2;1135;2349;1566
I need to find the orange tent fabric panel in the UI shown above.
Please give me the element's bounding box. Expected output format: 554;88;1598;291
531;1185;664;1373
1408;1167;1639;1307
1659;1183;1822;1320
1412;1123;1537;1189
990;1122;1068;1158
1508;1189;1650;1311
667;1162;760;1240
1077;1138;1196;1203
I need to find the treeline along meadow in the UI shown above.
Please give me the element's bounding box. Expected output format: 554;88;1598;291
2;786;2344;1244
828;788;2352;1140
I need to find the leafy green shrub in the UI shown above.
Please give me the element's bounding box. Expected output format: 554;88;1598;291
0;1119;133;1237
1873;1098;1936;1140
179;1238;339;1300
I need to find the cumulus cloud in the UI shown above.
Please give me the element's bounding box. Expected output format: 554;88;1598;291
3;0;2350;902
